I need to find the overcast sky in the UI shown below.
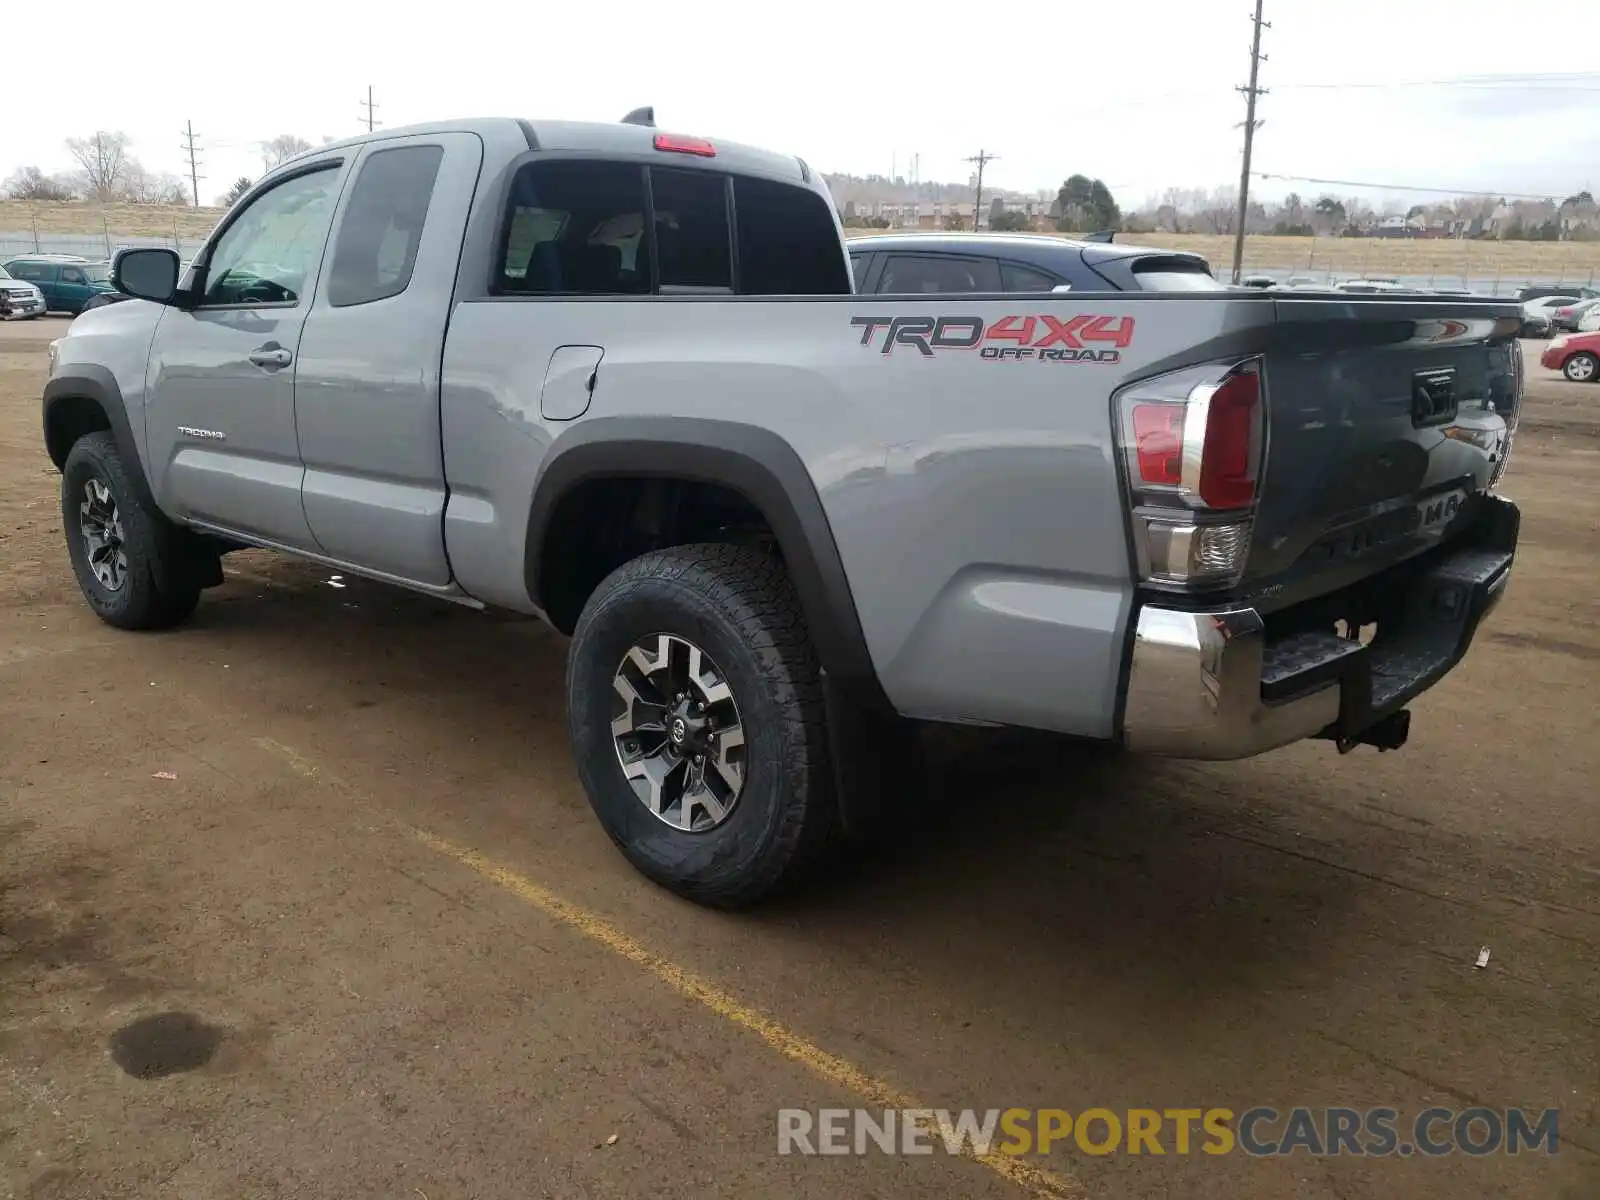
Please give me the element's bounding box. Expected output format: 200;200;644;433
6;0;1597;208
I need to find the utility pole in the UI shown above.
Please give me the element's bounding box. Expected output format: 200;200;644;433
360;85;380;133
1231;0;1269;284
965;149;998;231
180;121;203;207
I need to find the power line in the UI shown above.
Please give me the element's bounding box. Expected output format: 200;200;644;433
1231;0;1269;285
964;150;998;230
180;121;204;207
360;85;380;133
1275;70;1600;91
1252;172;1570;201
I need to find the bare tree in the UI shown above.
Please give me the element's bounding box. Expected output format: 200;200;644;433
4;166;75;201
1194;185;1238;236
64;131;133;201
260;134;313;171
119;161;186;204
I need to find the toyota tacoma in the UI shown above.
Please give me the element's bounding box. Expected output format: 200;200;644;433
42;114;1522;906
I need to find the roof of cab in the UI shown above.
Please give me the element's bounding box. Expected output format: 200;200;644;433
298;116;810;185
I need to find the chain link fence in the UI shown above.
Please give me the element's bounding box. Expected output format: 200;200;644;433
0;230;210;263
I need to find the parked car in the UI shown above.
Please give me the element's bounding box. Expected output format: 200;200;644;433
41;115;1521;907
1518;283;1600;303
1550;297;1600;333
1541;331;1600;382
1578;306;1600;334
1239;274;1278;289
1520;295;1578;336
2;257;119;314
846;231;1221;294
0;263;47;320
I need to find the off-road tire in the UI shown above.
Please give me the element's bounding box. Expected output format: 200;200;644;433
566;544;837;908
61;432;201;630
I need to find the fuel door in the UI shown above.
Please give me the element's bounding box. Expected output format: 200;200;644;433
540;345;604;421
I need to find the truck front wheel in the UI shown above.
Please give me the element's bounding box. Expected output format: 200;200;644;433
61;432;201;629
566;544;837;908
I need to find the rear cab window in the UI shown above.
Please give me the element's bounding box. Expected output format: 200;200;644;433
652;168;732;293
500;161;651;294
733;175;849;294
495;159;848;297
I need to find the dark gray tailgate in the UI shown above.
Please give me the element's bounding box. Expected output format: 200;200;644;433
1243;296;1521;612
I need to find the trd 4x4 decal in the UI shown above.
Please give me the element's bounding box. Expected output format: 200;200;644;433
850;314;1134;362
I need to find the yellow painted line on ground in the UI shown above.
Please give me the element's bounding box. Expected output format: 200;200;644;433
412;827;1085;1200
253;736;320;778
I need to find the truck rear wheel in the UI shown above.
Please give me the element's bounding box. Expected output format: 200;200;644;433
61;432;201;630
566;544;837;908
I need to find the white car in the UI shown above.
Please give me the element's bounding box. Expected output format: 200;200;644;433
1522;295;1579;322
1578;306;1600;334
0;264;46;320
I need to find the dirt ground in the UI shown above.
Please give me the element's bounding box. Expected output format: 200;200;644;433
1;315;1597;1200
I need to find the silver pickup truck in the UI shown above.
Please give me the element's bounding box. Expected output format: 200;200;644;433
42;115;1522;906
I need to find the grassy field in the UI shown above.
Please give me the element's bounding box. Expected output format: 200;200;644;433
0;199;224;240
848;229;1600;283
5;199;1598;283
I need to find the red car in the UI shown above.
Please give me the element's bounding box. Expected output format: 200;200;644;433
1542;330;1600;383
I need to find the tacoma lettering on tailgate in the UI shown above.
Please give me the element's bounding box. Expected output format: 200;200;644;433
850;314;1134;362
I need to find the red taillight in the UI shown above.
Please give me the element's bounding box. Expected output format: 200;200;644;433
654;133;716;157
1197;370;1260;509
1131;403;1185;486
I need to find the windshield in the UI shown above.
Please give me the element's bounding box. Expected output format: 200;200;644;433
83;263;112;283
0;265;11;280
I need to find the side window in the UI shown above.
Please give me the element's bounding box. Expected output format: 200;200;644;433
200;166;341;307
59;266;87;285
498;160;649;295
326;145;444;307
734;176;850;295
879;254;1001;294
1002;262;1061;293
10;262;49;282
651;167;732;292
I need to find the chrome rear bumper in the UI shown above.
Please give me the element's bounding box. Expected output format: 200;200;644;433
1122;605;1342;759
1122;503;1517;760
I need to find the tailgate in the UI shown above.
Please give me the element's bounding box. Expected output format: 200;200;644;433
1243;296;1522;611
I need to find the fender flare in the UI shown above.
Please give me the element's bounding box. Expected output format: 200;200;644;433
525;416;890;713
42;365;159;513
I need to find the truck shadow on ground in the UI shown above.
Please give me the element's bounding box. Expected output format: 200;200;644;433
181;558;1430;1017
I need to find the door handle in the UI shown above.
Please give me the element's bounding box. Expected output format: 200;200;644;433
247;344;293;369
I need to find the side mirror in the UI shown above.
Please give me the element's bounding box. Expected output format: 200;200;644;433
112;247;180;304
